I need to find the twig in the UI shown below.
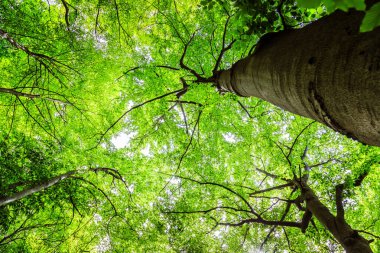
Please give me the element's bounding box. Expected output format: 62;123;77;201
165;174;260;217
160;110;202;191
96;88;185;147
250;183;293;196
212;15;236;75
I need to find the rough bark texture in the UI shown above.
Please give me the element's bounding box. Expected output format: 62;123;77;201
300;183;373;253
218;10;380;146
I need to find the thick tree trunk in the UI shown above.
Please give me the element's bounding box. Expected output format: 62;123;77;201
300;183;372;253
217;10;380;146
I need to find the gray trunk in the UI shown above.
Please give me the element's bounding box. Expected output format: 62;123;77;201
0;170;76;207
217;10;380;146
301;183;372;253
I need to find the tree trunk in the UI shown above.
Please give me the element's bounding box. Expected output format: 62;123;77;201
0;170;76;207
217;9;380;146
300;183;373;253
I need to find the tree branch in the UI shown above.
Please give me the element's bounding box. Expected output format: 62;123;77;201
163;206;251;215
218;218;301;228
212;15;236;75
165;174;260;217
96;88;185;146
250;182;293;196
161;110;202;191
60;0;71;30
335;184;344;221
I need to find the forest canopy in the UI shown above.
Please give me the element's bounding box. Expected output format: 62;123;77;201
0;0;379;252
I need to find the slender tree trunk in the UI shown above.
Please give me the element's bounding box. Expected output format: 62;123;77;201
0;170;76;207
0;167;124;207
300;183;372;253
217;9;380;146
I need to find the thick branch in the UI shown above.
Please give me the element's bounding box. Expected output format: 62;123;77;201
301;209;313;233
335;184;345;221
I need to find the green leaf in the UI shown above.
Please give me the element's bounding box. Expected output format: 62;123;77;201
297;0;321;8
360;2;380;32
323;0;366;11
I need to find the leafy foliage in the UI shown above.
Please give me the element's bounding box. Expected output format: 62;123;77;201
0;0;379;252
361;2;380;32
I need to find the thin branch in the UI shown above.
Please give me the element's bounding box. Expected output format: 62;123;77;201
71;176;117;215
165;174;260;218
95;6;101;35
274;141;292;167
218;218;301;228
283;227;300;253
250;183;293;196
60;0;71;30
168;100;203;107
286;121;315;160
240;226;250;248
96;88;185;146
113;0;129;42
116;65;180;81
308;159;336;168
212;15;236;75
0;167;126;207
254;196;294;203
163;206;251;215
260;194;293;249
179;31;203;80
237;100;253;118
356;230;380;240
161;110;202;191
0;87;70;104
255;168;289;182
17;96;60;142
178;102;189;134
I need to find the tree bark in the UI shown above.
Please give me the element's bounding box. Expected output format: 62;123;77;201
0;170;76;207
300;183;373;253
0;167;123;207
217;9;380;146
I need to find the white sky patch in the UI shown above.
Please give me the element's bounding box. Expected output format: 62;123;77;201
111;187;119;195
128;183;135;193
94;33;108;51
93;213;102;224
222;132;239;143
134;45;153;63
111;131;136;149
42;0;59;5
96;235;111;253
168;177;181;185
141;144;152;157
133;77;145;86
